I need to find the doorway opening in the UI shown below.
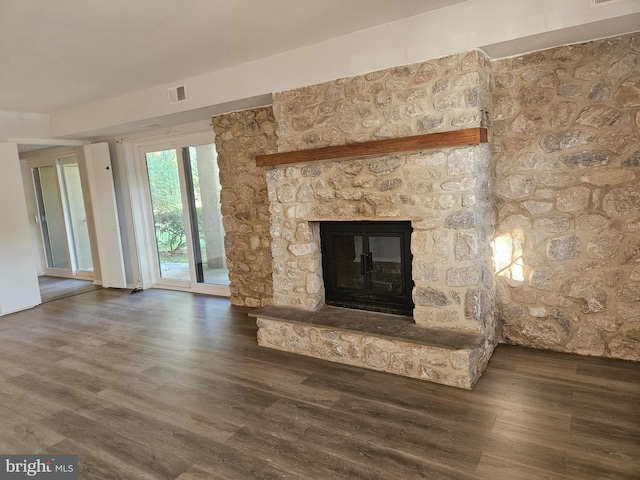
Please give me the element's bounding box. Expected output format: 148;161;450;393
28;156;94;281
138;134;229;296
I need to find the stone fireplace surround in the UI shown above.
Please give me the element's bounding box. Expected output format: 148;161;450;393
215;48;499;389
213;33;640;390
251;132;497;389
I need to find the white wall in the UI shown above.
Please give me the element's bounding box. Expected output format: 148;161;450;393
0;143;41;315
82;143;127;288
0;111;51;140
108;139;140;287
50;0;640;139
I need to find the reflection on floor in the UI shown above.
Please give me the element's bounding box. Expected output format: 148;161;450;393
159;262;230;285
38;276;101;303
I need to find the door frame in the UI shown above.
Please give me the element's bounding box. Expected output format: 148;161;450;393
25;154;95;281
130;131;230;297
58;156;95;278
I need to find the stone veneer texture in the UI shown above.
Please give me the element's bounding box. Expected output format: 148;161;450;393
492;32;640;361
265;146;495;336
212;32;639;365
256;318;484;389
266;49;498;362
273;49;491;152
212;108;277;307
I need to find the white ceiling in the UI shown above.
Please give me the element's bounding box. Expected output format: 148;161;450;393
0;0;466;114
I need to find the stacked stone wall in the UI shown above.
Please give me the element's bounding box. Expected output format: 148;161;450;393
211;32;639;364
273;50;491;152
265;146;494;336
267;50;496;342
212;108;277;307
492;33;640;361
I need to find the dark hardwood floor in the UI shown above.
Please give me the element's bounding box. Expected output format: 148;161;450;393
0;288;638;479
38;275;101;303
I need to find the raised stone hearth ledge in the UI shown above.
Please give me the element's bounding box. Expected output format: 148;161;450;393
251;305;491;389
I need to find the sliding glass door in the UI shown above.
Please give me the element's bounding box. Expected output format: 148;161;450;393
30;157;94;279
60;162;94;273
183;144;228;285
145;148;185;282
140;135;229;295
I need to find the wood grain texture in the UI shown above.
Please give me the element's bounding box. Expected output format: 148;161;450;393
255;127;488;167
0;288;638;479
38;276;101;303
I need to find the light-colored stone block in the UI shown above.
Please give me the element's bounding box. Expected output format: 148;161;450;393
254;314;490;389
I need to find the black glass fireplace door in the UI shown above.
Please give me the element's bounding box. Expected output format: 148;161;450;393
320;221;414;315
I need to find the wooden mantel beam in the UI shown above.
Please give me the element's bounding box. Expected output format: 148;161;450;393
255;127;487;167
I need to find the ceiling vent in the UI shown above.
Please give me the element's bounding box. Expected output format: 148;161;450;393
591;0;629;6
168;84;187;104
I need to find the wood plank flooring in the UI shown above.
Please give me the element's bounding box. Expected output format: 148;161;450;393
0;288;638;479
38;276;101;303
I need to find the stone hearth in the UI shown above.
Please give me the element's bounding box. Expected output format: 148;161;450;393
251;305;487;389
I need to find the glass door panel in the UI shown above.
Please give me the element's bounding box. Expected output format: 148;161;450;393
369;235;403;294
32;166;70;271
334;235;363;290
61;163;93;272
320;221;413;315
183;144;229;286
141;137;229;295
145;149;190;282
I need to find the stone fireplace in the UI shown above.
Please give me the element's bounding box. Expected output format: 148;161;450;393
213;33;640;390
251;135;497;388
262;141;495;327
229;49;499;389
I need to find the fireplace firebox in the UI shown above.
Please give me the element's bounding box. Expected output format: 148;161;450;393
319;221;414;316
